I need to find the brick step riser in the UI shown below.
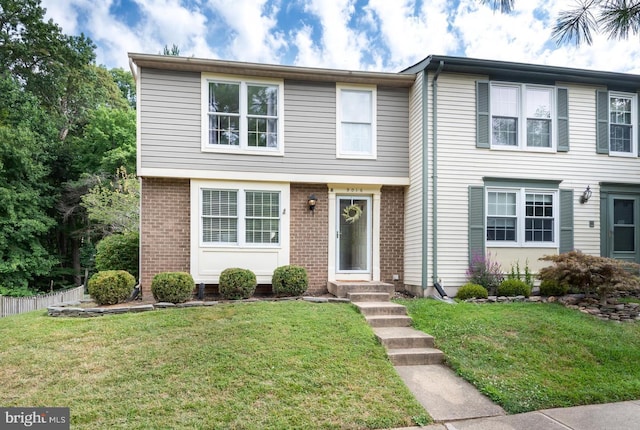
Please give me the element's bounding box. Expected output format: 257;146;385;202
379;338;435;349
365;317;412;327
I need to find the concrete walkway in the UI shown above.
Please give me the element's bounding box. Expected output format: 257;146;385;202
390;348;640;430
394;400;640;430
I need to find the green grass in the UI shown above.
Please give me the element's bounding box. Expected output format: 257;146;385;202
397;299;640;414
0;302;428;429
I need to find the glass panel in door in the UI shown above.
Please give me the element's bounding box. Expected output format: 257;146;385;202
611;197;637;261
338;197;370;273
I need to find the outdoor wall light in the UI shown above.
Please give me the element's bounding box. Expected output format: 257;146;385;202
307;194;317;213
580;186;592;204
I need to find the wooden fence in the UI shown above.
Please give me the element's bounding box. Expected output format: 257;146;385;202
0;285;85;318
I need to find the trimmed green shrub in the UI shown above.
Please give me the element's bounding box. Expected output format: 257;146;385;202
219;268;257;300
88;270;136;305
95;231;139;280
456;283;489;300
272;265;308;297
497;278;531;297
151;272;194;303
539;279;568;297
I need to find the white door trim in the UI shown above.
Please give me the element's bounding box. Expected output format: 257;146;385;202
327;184;381;281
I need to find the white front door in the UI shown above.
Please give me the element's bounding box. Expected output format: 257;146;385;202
337;196;372;274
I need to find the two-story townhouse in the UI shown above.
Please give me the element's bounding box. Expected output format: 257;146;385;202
128;53;415;297
403;56;640;297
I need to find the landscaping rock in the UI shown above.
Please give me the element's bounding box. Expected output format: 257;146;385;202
130;304;154;312
155;302;176;308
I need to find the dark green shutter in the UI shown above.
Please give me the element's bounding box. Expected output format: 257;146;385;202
557;88;569;152
476;81;490;148
559;189;574;253
596;90;609;154
468;186;485;262
638;92;640;157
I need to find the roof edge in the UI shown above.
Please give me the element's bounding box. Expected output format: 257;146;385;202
128;53;416;87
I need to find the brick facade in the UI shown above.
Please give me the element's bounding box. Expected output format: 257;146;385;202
380;186;405;290
290;184;329;295
140;177;190;297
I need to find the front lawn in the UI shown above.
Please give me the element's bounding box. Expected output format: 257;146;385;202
0;301;427;429
398;299;640;413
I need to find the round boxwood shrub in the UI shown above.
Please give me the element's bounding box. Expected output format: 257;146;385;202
272;265;308;297
219;268;257;300
456;283;489;300
497;279;531;297
539;279;569;297
88;270;136;305
151;272;194;303
95;231;139;280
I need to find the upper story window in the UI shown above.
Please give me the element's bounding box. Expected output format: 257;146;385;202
609;92;637;155
336;84;377;159
486;187;558;247
476;82;569;152
202;75;284;155
491;83;554;150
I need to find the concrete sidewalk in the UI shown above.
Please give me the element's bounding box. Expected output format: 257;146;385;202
410;400;640;430
392;364;640;429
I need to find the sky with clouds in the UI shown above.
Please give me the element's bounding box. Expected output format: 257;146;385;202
41;0;640;74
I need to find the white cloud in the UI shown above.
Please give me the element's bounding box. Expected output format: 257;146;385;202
40;0;640;73
292;0;369;70
205;0;286;64
365;0;459;71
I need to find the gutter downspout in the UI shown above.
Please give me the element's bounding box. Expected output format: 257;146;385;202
432;61;444;289
421;70;429;293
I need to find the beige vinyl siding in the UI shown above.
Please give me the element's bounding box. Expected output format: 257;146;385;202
404;72;424;288
433;73;640;288
139;69;409;179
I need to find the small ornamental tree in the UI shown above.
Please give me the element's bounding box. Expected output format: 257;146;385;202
539;251;640;305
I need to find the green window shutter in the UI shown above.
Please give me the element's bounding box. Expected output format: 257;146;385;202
468;186;485;262
596;90;609;154
559;189;574;253
557;88;569;152
476;81;490;148
638;91;640;157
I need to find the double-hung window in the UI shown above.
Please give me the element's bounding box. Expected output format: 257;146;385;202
337;84;376;158
202;188;280;246
609;92;637;155
203;76;283;154
490;83;554;150
486;188;557;246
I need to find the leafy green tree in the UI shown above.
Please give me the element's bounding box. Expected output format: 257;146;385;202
110;68;136;109
0;74;58;291
481;0;640;45
81;168;140;236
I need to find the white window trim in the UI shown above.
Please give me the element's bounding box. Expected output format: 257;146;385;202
201;73;285;156
608;91;638;158
199;184;283;249
336;83;377;160
490;82;556;153
486;187;559;248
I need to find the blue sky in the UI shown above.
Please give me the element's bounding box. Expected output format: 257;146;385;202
41;0;640;74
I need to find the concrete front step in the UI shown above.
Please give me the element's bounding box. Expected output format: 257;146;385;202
328;281;395;298
387;348;445;366
365;315;413;327
347;292;390;302
354;302;407;316
373;327;435;349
